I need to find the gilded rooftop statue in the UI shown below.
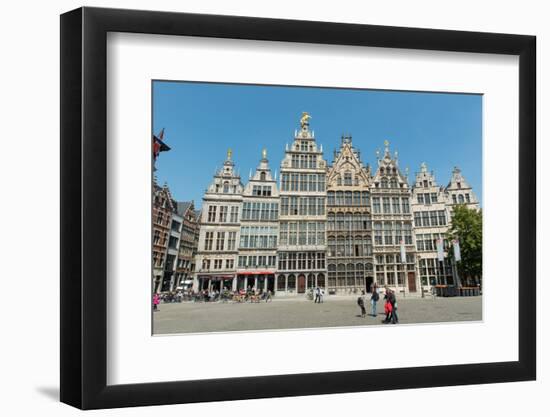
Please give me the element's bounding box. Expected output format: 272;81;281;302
300;112;311;128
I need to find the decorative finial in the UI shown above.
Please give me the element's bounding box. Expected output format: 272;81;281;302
376;149;380;159
420;162;427;172
300;112;311;129
262;148;267;159
384;139;389;147
227;148;233;160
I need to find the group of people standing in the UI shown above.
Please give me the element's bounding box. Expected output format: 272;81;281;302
357;285;398;324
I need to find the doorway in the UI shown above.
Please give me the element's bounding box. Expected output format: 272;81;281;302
366;276;374;293
407;272;417;292
298;274;306;293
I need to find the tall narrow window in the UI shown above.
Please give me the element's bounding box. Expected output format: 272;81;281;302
219;206;227;222
230;206;238;223
207;206;217;222
382;197;391;213
372;197;381;213
216;232;225;251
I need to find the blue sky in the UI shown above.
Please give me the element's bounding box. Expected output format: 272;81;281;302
153;81;482;209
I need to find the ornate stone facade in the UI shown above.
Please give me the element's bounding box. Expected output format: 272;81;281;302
412;164;480;290
175;201;199;290
194;150;244;292
370;142;417;295
236;151;279;292
411;163;453;289
185;113;481;297
276;114;327;294
152;183;176;293
326;135;374;294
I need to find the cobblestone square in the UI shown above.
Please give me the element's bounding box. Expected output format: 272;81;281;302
153;295;482;334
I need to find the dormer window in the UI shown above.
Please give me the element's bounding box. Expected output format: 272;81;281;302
457;182;462;189
260;172;266;181
223;181;229;193
381;178;388;188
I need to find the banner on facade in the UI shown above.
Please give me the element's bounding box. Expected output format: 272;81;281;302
436;238;445;261
452;239;461;262
400;240;406;264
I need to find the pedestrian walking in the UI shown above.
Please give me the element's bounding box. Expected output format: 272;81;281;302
370;285;379;317
389;290;399;324
357;290;366;317
314;286;321;303
153;293;160;312
383;296;393;323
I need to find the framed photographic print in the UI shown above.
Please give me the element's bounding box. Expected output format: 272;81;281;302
60;6;536;410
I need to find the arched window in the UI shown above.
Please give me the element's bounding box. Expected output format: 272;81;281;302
353;191;361;206
328;236;336;256
347;263;355;287
458;194;465;203
336;213;344;230
345;191;352;205
345;212;352;230
327;191;335;206
337;263;346;288
345;236;353;256
277;275;286;291
336;191;344;206
354;235;363;256
287;275;296;290
337;236;345;256
353;212;362;230
260;172;266;181
317;273;325;288
223;181;229;193
328;212;335;230
390;178;398;188
381;177;389;188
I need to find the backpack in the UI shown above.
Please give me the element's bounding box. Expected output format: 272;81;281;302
357;296;364;306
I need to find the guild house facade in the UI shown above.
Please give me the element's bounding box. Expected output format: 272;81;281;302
189;113;480;296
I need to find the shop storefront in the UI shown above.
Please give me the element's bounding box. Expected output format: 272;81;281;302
236;271;276;292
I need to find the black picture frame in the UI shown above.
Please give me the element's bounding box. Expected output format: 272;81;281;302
60;6;536;410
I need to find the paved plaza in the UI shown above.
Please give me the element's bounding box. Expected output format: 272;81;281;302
153;295;482;334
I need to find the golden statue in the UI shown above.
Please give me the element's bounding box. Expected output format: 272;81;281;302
300;112;311;128
227;148;233;160
262;148;267;159
384;139;389;147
